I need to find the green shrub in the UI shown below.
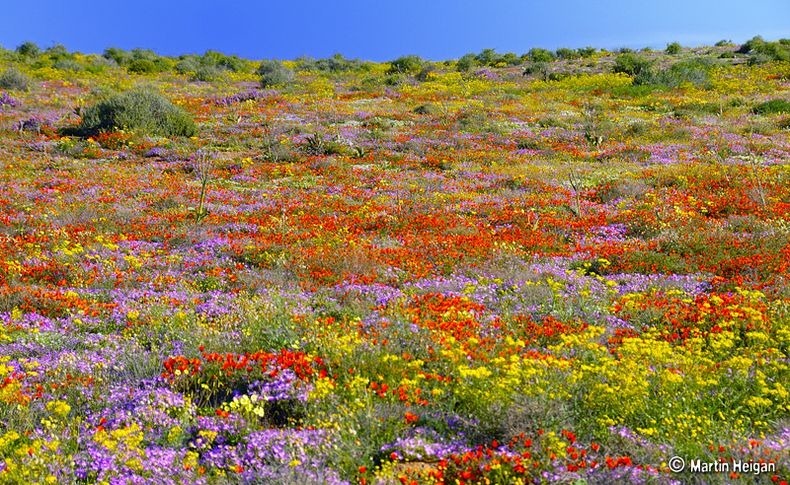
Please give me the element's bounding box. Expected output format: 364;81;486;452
526;48;555;63
738;36;790;61
613;53;652;77
74;88;196;137
636;58;714;88
0;68;30;91
127;59;159;74
577;47;597;58
500;52;521;66
192;65;223;82
415;64;436;82
15;41;40;58
201;50;248;72
461;49;521;68
665;42;682;55
103;47;132;66
44;44;69;59
175;57;200;74
387;55;424;75
555;48;580;60
753;99;790;115
54;58;83;71
257;60;294;87
522;62;549;80
456;53;478;72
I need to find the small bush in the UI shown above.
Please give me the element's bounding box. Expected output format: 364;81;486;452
387;55;424;75
45;44;69;60
0;68;30;91
53;59;83;71
456;53;478;72
665;42;682;55
15;41;40;58
175;58;200;74
413;104;439;115
127;59;159;74
738;36;790;62
415;65;436;82
522;62;549;80
555;48;580;60
192;65;222;82
74;88;196;137
103;47;132;66
636;58;714;88
526;48;555;63
201;50;248;72
613;53;652;77
257;60;294;87
753;99;790;115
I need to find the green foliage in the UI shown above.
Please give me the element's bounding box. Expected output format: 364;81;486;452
15;41;40;58
302;54;370;73
201;50;249;72
127;59;159;74
526;48;555;63
475;48;499;66
456;53;478;72
738;36;790;62
53;59;83;71
257;60;295;87
522;61;549;80
103;47;132;66
555;48;580;60
577;46;597;58
74;88;197;137
635;58;714;88
192;64;223;82
387;55;424;75
0;67;30;91
44;44;69;60
665;42;682;55
613;53;653;77
175;57;200;74
753;99;790;115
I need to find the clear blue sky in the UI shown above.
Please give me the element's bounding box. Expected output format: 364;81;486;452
1;1;788;61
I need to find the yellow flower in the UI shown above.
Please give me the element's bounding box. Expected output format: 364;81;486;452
46;400;71;418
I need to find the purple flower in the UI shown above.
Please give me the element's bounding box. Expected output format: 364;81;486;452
0;92;19;107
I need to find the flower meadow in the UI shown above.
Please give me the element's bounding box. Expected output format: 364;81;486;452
0;43;789;484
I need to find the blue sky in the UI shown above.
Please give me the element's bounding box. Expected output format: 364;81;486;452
1;1;788;61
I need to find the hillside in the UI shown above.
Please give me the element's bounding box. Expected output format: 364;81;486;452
0;40;789;483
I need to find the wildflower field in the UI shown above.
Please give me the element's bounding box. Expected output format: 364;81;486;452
0;42;789;484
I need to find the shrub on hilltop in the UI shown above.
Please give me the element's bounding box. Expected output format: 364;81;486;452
258;60;295;87
387;55;425;75
72;88;196;137
665;42;682;55
613;53;653;77
15;41;40;58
